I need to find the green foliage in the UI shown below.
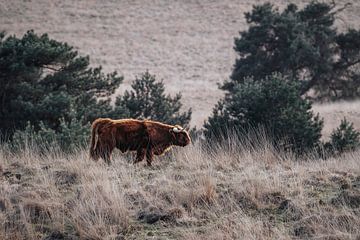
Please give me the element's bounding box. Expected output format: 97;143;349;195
0;30;122;139
0;31;192;151
12;115;90;153
328;118;360;153
113;71;192;127
223;2;360;99
205;74;323;152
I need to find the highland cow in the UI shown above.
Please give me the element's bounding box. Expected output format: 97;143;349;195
89;118;191;166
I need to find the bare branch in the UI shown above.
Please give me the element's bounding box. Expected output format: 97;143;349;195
335;58;360;70
329;0;336;11
42;65;62;72
330;2;352;16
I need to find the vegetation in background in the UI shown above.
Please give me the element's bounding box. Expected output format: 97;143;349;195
326;118;360;154
2;2;360;155
113;71;192;127
0;30;122;140
205;74;323;152
0;32;191;150
205;1;360;153
12;115;89;153
223;2;360;99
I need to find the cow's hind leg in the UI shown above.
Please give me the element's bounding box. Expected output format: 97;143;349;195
146;148;154;166
134;148;145;164
100;149;112;165
99;143;114;166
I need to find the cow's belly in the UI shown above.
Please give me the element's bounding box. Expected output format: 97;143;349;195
153;145;172;155
117;142;141;153
116;138;147;153
114;126;149;152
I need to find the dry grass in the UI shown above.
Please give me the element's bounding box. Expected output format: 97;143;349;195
2;0;360;126
1;134;359;239
1;2;360;237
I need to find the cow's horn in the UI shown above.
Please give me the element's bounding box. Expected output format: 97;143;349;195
173;127;181;133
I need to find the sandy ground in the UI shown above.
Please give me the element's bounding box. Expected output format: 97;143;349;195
1;0;360;126
314;100;360;140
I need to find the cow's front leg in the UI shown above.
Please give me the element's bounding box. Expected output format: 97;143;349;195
146;148;154;166
134;148;145;164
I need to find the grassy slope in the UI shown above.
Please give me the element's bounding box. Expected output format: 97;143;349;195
0;137;359;239
2;0;360;126
1;2;360;238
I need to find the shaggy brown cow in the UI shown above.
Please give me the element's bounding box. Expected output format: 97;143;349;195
89;118;191;166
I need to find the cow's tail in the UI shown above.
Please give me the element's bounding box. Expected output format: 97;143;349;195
90;119;102;161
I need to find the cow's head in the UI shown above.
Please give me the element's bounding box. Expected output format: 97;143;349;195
170;125;191;146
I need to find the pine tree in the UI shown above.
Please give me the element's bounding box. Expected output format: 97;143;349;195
0;30;122;139
329;118;360;153
205;74;323;152
113;71;192;127
223;2;360;99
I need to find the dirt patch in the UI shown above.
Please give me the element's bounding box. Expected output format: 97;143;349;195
43;231;67;240
0;197;10;212
234;192;259;211
23;201;52;224
137;207;183;224
2;162;36;184
331;189;360;208
277;199;303;222
124;191;149;209
329;171;360;190
304;174;331;189
261;192;287;206
53;170;78;187
352;175;360;189
293;223;315;238
43;230;79;240
333;214;359;233
293;212;360;239
160;191;176;204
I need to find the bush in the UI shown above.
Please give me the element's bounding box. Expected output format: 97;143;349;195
12;114;90;153
204;74;323;152
327;118;360;153
113;71;192;127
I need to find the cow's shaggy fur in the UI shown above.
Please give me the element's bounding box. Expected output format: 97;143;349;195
89;118;191;166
